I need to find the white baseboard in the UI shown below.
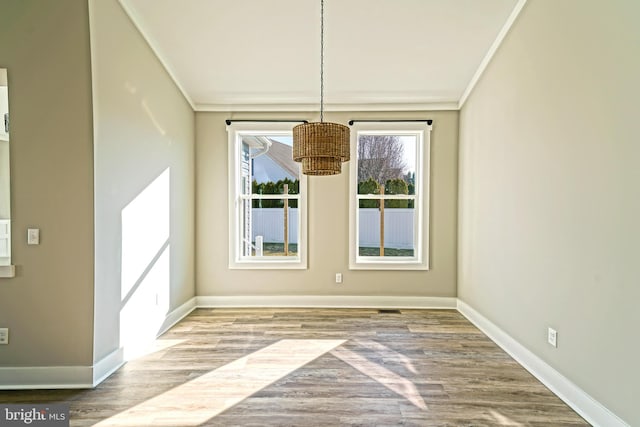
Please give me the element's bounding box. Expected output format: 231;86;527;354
196;295;457;309
158;297;197;336
92;348;124;387
0;298;197;390
457;299;629;427
0;366;93;390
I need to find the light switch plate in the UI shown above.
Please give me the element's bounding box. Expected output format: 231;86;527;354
0;328;8;345
27;228;40;245
548;327;557;348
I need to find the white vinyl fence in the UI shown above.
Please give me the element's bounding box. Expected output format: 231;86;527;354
251;208;414;249
358;208;414;249
251;208;299;243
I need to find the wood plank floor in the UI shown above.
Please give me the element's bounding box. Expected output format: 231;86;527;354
0;308;590;426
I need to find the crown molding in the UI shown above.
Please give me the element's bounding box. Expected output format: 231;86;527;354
117;0;196;110
195;101;459;113
119;0;526;113
458;0;528;108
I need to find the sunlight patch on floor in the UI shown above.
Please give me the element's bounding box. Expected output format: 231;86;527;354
487;409;525;426
352;339;418;374
93;339;346;426
131;339;186;360
331;347;427;410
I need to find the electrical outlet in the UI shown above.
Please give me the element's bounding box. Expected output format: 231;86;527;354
548;327;557;348
335;273;343;284
0;328;8;345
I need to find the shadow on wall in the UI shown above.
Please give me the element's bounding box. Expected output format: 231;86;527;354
119;167;171;360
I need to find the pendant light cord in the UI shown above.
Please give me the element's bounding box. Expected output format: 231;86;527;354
320;0;324;123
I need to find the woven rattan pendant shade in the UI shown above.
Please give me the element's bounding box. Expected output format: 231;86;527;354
293;121;350;175
292;0;350;176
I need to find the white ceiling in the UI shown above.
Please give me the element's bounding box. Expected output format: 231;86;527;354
119;0;524;111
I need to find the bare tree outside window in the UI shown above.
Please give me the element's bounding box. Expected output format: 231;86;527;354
351;126;430;269
357;135;406;185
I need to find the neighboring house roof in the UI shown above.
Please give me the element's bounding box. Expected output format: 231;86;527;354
242;136;299;182
264;139;298;179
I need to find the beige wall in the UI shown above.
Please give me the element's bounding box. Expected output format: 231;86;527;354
0;0;94;366
458;1;639;425
89;0;195;362
196;111;458;298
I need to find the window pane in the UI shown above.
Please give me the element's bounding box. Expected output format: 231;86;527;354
244;136;300;196
239;135;300;258
356;133;418;259
382;206;415;257
358;200;415;257
244;199;298;257
230;125;306;269
357;134;416;189
358;200;381;256
350;125;428;269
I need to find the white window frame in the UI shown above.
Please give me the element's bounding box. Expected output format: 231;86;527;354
349;122;431;270
227;122;307;269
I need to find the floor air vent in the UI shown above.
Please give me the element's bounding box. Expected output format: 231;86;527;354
378;309;402;314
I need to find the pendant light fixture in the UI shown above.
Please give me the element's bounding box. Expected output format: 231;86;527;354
293;0;350;175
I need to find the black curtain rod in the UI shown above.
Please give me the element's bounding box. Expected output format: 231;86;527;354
225;119;309;125
348;119;433;126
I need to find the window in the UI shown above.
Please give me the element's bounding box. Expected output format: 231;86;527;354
228;122;307;269
349;122;431;270
0;68;13;277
